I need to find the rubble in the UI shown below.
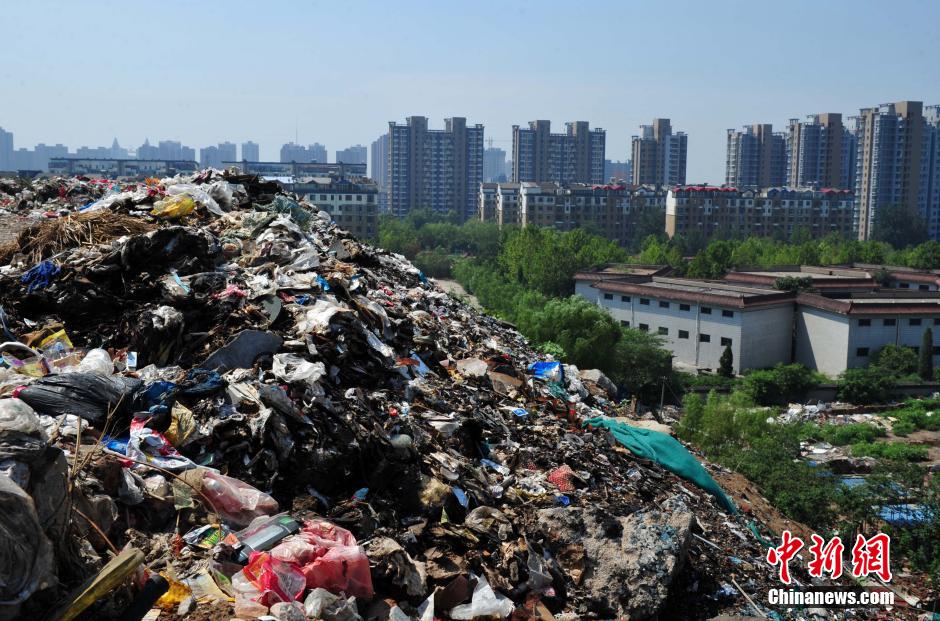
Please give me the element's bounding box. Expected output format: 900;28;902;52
0;171;892;620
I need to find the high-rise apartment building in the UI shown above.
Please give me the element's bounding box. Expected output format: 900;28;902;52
200;146;222;169
371;134;389;213
484;146;508;182
923;106;940;241
0;127;13;171
241;141;260;162
854;101;926;240
157;140;183;160
310;143;327;163
335;145;367;165
725;124;786;188
786;113;854;189
511;120;605;184
631;119;687;186
218;142;237;164
138;139;159;160
387;116;484;220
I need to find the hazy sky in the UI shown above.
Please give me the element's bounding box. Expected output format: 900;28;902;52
2;0;939;183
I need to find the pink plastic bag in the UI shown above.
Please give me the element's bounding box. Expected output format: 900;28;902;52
270;519;373;599
200;470;279;527
240;551;306;606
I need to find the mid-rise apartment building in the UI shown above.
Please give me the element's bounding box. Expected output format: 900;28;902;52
280;142;328;164
787;113;853;189
725;124;786;188
294;176;378;239
48;157;198;178
665;186;855;241
335;145;367;165
0;127;13;171
511;120;605;185
387;116;484;220
631;119;687;186
479;182;666;246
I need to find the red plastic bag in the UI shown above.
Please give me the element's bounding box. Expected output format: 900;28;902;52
270;519;373;599
240;551;306;606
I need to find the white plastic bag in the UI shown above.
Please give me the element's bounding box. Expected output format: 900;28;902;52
0;398;44;437
449;573;514;619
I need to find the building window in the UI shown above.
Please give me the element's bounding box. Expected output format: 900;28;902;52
699;333;711;343
910;318;922;326
858;318;871;327
933;345;940;355
934;318;940;326
883;318;897;326
658;326;668;335
620;320;630;327
620;295;630;302
899;282;910;289
678;330;689;339
919;284;930;291
720;337;732;347
639;323;649;331
701;306;712;314
640;298;650;305
679;303;691;311
721;309;734;318
659;301;669;308
603;293;613;300
856;347;870;357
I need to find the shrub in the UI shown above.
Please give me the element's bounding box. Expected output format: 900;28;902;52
851;441;929;461
837;367;896;404
739;363;821;405
871;344;918;376
804;422;887;445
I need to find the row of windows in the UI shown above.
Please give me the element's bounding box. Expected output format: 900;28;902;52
896;282;932;291
857;345;940;357
624;321;732;345
602;293;734;317
858;317;940;327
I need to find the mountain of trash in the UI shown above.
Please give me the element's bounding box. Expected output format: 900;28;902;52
0;171;884;620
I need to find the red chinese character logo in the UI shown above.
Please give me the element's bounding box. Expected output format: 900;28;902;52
808;534;844;579
766;530;804;584
851;533;892;582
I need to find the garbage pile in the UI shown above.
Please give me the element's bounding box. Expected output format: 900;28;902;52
0;171;883;620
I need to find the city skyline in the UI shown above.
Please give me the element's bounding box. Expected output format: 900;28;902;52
3;0;939;184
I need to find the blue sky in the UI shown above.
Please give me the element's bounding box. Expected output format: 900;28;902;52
2;0;938;183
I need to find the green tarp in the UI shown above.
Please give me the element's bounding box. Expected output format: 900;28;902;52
583;416;738;514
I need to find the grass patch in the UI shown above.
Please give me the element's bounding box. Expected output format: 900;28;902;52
851;441;929;461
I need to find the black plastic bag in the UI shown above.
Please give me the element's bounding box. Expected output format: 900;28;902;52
17;373;142;424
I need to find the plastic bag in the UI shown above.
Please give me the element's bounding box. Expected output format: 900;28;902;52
238;551;306;606
272;354;325;386
449;573;514;619
270;519;373;599
200;469;279;527
0;398;43;437
165;183;224;216
17;373;142;424
151;195;195;219
72;348;114;376
303;588;360;620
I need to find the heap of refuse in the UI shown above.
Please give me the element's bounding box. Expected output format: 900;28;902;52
0;171;881;620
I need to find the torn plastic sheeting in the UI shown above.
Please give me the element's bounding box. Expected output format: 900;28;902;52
294;299;352;335
0;474;55;606
583;417;737;514
237;551;306;607
127;416;196;471
202;330;283;373
165;184;225;216
528;361;563;383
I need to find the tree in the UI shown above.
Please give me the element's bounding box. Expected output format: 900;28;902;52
920;328;934;381
872;203;929;248
719;345;734;378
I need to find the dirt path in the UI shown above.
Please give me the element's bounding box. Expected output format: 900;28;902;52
432;278;481;309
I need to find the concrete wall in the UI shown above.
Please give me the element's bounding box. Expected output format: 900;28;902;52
796;307;850;376
740;305;795;370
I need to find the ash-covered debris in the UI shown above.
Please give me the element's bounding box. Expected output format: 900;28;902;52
0;171;884;620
